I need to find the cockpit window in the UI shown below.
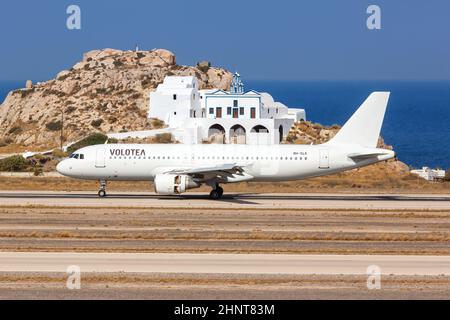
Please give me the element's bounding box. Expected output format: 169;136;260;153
69;153;84;159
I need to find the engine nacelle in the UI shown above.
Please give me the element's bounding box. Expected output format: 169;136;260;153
154;174;201;195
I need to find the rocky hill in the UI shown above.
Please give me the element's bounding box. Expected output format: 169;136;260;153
0;49;232;147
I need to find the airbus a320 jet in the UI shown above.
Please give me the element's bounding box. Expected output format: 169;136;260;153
57;92;395;200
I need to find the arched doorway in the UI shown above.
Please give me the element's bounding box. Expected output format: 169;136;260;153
278;125;283;143
251;125;270;145
230;124;246;144
251;125;269;133
208;124;225;144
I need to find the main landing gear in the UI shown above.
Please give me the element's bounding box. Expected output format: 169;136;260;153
209;184;224;200
98;180;107;198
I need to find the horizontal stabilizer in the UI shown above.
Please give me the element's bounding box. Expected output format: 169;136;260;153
348;151;391;160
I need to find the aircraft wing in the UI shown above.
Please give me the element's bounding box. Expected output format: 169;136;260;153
164;163;242;175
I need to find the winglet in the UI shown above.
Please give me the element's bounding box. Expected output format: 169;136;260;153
325;92;390;148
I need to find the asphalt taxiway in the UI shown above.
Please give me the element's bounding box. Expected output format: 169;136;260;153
0;191;449;210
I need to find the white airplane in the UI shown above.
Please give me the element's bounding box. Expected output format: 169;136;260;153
57;92;395;200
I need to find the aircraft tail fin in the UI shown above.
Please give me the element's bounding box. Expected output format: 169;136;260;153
325;92;390;148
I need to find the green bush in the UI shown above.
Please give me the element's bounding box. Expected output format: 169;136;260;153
66;106;77;114
154;133;173;144
151;118;165;129
67;133;109;154
0;155;28;172
33;166;43;176
46;121;62;131
113;60;124;68
52;149;68;158
91;119;104;128
8;126;23;135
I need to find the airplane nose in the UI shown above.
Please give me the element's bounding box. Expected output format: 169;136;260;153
56;160;70;176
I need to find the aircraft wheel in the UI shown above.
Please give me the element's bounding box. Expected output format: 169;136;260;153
217;186;224;197
98;190;107;198
209;189;221;200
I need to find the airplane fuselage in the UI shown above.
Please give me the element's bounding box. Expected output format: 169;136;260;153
57;143;395;182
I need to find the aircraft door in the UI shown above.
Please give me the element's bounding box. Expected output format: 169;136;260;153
319;149;330;169
95;147;106;168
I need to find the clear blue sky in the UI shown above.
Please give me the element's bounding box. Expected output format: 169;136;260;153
0;0;449;81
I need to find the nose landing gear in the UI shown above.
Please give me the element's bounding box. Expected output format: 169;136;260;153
98;180;107;198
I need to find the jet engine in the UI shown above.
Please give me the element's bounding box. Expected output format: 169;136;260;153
154;174;201;195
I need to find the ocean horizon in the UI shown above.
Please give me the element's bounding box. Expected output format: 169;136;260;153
1;80;449;169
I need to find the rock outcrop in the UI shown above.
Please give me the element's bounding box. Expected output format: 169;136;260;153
0;49;232;147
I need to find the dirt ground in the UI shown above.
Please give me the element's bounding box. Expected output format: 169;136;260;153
0;206;448;255
0;273;448;300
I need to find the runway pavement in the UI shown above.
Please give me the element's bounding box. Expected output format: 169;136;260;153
0;191;449;210
0;252;449;275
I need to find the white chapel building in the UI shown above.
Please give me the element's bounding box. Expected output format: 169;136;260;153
148;73;306;145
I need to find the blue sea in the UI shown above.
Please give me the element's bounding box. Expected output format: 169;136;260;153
1;80;449;169
248;80;450;170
